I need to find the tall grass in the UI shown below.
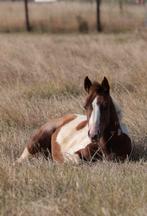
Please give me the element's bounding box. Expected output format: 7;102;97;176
0;31;147;215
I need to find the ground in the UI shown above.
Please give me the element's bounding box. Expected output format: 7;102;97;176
0;31;147;215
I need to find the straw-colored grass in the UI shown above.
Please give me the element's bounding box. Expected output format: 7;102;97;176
0;31;147;215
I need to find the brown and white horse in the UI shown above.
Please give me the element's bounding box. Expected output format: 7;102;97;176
16;77;132;164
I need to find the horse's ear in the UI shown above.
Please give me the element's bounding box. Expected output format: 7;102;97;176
84;76;92;93
101;77;110;94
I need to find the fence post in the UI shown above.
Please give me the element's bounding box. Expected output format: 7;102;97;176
96;0;102;32
119;0;124;14
24;0;31;31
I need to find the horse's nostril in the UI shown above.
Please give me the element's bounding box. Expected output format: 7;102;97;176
88;128;100;141
91;135;98;142
88;130;100;141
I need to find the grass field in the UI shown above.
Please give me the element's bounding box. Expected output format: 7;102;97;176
0;1;146;33
0;29;147;215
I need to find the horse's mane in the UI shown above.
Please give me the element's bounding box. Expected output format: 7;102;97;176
111;97;123;122
106;96;123;134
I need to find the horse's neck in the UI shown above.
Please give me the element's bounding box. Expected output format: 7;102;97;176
109;97;121;133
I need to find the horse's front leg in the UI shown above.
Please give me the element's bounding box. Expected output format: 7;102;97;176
98;138;113;161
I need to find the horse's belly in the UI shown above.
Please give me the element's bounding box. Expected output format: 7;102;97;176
56;115;91;156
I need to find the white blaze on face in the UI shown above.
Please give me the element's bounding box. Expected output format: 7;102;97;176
88;97;101;138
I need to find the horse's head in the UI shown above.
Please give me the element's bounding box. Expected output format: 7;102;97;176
84;76;119;142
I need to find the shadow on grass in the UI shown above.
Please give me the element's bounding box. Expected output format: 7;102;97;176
130;136;147;162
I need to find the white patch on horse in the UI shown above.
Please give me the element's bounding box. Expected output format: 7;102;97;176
88;97;100;137
56;114;91;157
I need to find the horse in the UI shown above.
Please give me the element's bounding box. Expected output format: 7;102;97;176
84;76;132;161
16;77;132;164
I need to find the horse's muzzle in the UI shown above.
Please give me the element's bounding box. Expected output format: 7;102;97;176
88;130;100;142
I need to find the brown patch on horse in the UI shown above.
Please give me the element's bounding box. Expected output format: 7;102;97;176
51;114;77;163
51;127;64;163
108;97;121;133
60;114;77;127
27;123;56;158
108;133;132;161
84;82;99;109
76;120;87;130
76;142;102;161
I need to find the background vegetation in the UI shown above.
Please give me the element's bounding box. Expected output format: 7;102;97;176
0;1;146;33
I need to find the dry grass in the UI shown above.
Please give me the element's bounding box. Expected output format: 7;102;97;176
0;1;146;33
0;31;147;215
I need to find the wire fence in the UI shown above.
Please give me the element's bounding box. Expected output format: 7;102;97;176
0;0;146;33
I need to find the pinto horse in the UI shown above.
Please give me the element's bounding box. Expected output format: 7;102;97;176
84;76;132;161
16;77;132;164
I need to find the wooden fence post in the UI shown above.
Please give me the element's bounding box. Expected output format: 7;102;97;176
96;0;102;32
24;0;31;31
119;0;124;14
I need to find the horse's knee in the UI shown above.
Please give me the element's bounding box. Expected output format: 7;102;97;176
27;140;40;155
